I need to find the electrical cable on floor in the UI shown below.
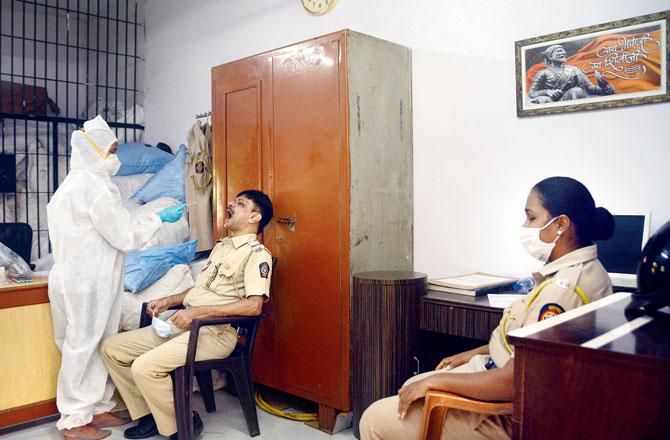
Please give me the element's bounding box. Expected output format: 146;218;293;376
254;390;318;422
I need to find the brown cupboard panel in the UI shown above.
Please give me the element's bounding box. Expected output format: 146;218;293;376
224;86;261;201
212;56;277;381
271;37;343;398
211;56;266;239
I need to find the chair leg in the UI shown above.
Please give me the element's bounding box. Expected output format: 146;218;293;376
195;370;217;413
173;368;194;440
223;371;239;397
230;358;260;437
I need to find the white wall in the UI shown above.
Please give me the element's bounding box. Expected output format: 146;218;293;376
144;0;670;278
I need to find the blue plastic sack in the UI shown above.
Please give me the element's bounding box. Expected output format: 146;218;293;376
115;142;174;176
124;240;197;293
131;144;187;203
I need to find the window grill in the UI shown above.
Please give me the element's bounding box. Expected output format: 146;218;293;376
0;0;146;262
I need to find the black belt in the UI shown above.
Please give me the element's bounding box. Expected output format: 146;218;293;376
484;358;497;370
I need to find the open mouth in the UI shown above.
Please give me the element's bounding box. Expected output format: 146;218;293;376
226;207;234;219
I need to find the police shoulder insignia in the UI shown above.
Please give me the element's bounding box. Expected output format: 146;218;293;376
259;262;270;278
538;303;565;320
553;277;571;290
250;240;266;253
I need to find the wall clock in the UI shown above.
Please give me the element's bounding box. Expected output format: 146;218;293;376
302;0;337;15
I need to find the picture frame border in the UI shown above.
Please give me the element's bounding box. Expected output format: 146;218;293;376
515;10;670;117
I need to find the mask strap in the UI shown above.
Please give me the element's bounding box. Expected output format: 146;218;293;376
540;216;558;230
541;216;563;243
80;129;108;159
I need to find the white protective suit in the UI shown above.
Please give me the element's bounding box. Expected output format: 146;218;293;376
47;116;163;430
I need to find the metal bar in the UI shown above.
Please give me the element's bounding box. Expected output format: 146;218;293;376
0;191;53;194
0;73;146;93
0;34;146;59
85;0;90;120
34;0;41;258
0;0;4;222
65;5;69;122
105;0;109;121
115;0;119;125
124;0;129;140
10;0;17;222
76;0;80;122
133;0;138;129
115;0;119;140
22;1;28;225
52;0;58;195
95;0;100;115
0;113;145;130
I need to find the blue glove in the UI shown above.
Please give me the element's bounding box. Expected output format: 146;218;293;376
157;203;186;223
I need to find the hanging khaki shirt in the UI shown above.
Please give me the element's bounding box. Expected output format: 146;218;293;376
489;245;612;367
185;121;213;252
184;233;272;307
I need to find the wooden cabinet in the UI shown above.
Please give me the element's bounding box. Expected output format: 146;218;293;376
508;293;670;439
211;30;412;418
0;278;60;432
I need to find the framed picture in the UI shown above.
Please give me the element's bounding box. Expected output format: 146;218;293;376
516;10;669;117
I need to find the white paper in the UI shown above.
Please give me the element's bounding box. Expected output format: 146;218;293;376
487;294;526;309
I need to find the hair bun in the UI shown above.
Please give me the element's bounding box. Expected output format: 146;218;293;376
591;207;615;241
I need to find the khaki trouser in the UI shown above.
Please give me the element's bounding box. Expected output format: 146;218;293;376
100;325;237;436
359;355;512;440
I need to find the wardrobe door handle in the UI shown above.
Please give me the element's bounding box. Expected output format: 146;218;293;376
276;216;296;231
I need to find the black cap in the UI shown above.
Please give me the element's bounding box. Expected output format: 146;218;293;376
630;220;670;312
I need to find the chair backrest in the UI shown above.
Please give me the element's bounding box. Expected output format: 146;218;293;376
0;223;33;264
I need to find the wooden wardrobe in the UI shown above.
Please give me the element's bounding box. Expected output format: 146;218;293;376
211;30;413;426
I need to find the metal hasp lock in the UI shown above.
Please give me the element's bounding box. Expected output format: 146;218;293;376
276;216;296;232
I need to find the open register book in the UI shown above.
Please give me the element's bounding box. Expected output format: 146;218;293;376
428;272;517;296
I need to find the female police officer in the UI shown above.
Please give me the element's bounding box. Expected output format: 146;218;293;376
360;176;615;439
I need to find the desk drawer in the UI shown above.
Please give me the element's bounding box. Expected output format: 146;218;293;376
420;300;502;340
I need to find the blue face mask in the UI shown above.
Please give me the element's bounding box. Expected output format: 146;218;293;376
151;315;174;339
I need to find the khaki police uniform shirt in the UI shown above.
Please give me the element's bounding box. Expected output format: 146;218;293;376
185;121;213;252
184;233;272;308
489;245;612;367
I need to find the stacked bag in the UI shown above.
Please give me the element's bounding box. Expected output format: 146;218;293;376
112;143;198;331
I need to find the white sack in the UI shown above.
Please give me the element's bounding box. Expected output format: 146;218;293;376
130;197;189;249
119;263;194;331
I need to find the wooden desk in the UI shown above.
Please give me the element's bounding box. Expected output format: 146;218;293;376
0;276;60;432
418;290;505;372
420;290;504;340
508;292;670;440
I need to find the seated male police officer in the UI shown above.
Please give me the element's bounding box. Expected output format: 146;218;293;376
95;190;273;440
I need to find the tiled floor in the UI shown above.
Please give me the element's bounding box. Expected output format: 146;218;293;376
4;392;356;440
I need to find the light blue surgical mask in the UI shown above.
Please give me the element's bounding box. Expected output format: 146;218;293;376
152;315;174;339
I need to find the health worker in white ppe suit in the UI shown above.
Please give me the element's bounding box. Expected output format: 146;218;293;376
47;116;185;440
